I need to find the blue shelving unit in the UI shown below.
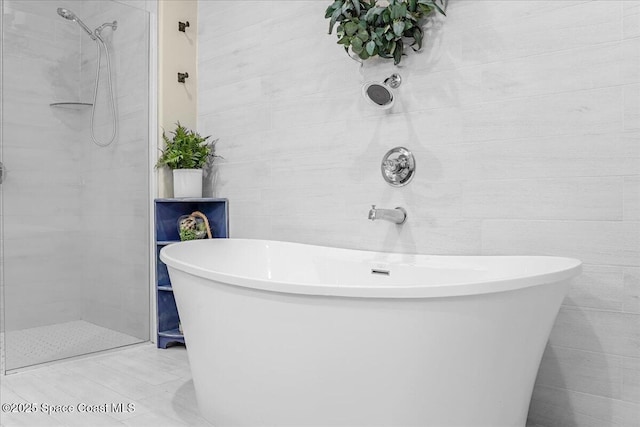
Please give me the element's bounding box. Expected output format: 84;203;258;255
154;198;229;348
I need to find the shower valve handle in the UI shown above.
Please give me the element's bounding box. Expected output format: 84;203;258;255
383;156;410;175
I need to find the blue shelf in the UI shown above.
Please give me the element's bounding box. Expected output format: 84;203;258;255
154;198;229;349
158;328;183;338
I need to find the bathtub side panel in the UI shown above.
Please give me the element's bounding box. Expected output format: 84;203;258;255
170;269;568;427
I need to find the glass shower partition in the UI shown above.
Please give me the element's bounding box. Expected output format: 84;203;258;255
1;0;150;372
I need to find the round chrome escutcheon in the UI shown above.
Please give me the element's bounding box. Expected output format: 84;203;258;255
381;147;416;187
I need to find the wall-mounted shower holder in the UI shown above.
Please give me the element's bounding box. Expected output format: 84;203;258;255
381;147;416;186
178;21;190;32
178;72;189;83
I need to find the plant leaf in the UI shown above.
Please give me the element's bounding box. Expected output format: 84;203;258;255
352;0;360;16
344;21;359;36
366;40;376;55
413;27;423;49
337;35;351;45
393;40;403;64
328;6;343;34
357;28;369;41
325;0;343;18
351;36;364;53
393;20;405;36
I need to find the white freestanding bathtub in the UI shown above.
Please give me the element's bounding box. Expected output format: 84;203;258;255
160;239;581;427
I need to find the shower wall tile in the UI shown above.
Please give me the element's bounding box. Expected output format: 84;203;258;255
481;220;640;267
549;306;640;358
199;104;270;140
625;176;640;220
536;345;624;399
460;86;624;144
410;177;622;221
624;268;640;314
624;84;640;131
198;77;264;117
408;38;640;110
623;356;640;403
530;384;640;427
624;1;640;39
198;1;640;426
564;266;626;312
455;1;622;65
371;131;639;183
76;1;150;338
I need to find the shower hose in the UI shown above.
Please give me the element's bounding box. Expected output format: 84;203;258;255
90;35;117;147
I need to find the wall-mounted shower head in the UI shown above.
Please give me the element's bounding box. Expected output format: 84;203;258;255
57;8;97;40
362;73;402;109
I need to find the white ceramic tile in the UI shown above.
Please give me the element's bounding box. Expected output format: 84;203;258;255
198;77;264;117
623;356;640;404
549;306;640;358
199;104;270;140
460;177;621;220
621;38;640;85
458;1;622;66
536;345;624;399
461;86;624;144
624;1;640;39
625;84;640;131
624;268;640;314
530;383;640;427
1;345;205;427
624;176;640;221
564;266;626;312
481;220;640;266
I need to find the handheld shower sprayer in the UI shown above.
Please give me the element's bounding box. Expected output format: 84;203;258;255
56;7;118;147
57;8;96;40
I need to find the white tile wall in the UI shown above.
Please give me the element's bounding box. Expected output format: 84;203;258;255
2;0;85;333
1;0;150;354
198;1;640;426
78;1;149;340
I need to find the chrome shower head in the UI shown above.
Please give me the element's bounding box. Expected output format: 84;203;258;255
362;74;402;109
57;8;97;40
56;7;75;20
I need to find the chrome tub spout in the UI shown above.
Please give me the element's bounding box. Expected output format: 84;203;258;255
368;205;407;224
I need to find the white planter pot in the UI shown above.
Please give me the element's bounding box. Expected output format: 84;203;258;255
173;169;203;198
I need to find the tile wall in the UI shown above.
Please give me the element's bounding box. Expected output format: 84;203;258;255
197;1;640;426
78;0;150;340
1;0;150;341
2;0;86;330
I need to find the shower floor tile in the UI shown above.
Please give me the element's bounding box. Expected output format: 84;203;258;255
0;344;211;427
2;320;143;372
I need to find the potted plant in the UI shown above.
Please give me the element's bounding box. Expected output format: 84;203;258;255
325;0;446;65
156;122;220;198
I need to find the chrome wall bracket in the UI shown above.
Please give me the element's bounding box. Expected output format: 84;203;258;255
381;147;415;186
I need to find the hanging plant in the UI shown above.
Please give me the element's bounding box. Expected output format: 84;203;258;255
325;0;446;65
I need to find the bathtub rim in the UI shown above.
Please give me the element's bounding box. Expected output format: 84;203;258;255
160;238;582;299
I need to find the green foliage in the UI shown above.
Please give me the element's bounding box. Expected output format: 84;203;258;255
179;228;197;241
325;0;446;65
156;122;220;170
